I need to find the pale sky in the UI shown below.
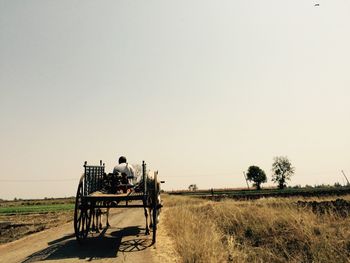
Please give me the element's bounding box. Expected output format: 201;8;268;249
1;0;349;199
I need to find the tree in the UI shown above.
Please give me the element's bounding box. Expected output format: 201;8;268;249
246;166;267;190
271;156;295;189
188;184;198;191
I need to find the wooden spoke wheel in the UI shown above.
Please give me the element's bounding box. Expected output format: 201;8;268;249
74;180;92;242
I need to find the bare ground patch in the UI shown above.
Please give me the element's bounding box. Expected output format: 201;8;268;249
0;211;73;244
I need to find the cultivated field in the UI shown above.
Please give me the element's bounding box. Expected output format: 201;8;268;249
169;186;350;199
0;198;74;243
162;194;350;263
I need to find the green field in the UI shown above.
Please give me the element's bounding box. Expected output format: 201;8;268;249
0;203;74;214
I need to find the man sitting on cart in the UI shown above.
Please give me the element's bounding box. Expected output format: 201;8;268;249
113;156;136;194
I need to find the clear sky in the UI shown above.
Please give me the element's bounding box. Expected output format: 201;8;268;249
1;0;349;199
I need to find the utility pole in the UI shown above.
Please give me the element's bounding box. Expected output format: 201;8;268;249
341;170;350;186
243;171;250;189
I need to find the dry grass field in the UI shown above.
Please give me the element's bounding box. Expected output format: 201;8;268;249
162;194;350;263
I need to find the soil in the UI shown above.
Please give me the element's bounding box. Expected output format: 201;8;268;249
296;198;350;217
0;211;72;244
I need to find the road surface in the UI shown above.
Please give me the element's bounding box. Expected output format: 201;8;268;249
0;206;167;263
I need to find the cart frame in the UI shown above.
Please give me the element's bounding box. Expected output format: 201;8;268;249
73;160;160;244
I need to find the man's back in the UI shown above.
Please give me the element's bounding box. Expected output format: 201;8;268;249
113;163;136;184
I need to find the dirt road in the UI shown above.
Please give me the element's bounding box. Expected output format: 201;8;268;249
0;206;163;263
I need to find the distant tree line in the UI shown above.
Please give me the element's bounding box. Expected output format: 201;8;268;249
187;155;347;191
246;156;295;190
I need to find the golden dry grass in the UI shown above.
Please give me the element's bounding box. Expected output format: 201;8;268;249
162;194;350;263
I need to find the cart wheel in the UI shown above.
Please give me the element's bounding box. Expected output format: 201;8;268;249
74;181;92;242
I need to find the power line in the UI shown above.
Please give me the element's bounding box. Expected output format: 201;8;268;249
164;172;243;178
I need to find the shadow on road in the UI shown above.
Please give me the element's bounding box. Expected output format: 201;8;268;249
22;226;153;262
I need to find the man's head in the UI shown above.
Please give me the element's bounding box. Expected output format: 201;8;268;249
118;156;127;164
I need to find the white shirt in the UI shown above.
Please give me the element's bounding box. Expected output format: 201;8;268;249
113;163;136;184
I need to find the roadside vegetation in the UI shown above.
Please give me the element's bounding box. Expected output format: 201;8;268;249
162;194;350;263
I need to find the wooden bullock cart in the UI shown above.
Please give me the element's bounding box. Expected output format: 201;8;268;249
74;160;161;244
